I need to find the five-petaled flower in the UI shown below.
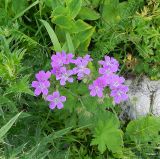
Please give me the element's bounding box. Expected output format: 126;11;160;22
32;71;51;96
73;54;92;80
110;85;129;104
89;77;107;98
99;56;119;73
46;91;66;109
56;67;74;85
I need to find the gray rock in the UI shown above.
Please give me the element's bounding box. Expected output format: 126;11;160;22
121;76;160;119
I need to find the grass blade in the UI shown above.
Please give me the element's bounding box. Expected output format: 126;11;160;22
66;32;74;53
0;112;22;140
40;19;62;52
12;0;39;21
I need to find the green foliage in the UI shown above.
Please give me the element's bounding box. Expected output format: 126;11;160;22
126;116;160;143
0;0;160;158
50;0;99;53
91;111;123;154
40;19;62;52
78;7;100;20
0;112;21;140
67;0;82;18
93;0;160;79
124;116;160;158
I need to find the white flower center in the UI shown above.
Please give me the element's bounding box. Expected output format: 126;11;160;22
54;98;59;104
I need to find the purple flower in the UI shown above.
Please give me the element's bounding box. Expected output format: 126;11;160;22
51;51;74;68
110;85;129;104
56;67;74;85
99;67;113;76
32;70;51;96
109;74;125;89
32;80;50;96
83;54;93;62
46;91;66;109
73;55;92;80
89;77;107;98
99;56;119;73
61;51;74;64
51;67;61;76
51;52;65;68
35;71;51;82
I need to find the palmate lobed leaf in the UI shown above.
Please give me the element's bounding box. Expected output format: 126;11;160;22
125;116;160;143
91;111;123;154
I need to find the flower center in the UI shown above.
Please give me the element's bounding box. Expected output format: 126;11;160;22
39;83;45;89
117;91;123;97
113;82;119;87
54;98;59;104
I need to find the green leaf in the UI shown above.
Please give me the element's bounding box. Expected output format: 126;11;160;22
12;0;39;21
41;127;72;145
52;15;77;31
91;0;101;8
5;76;33;96
125;116;160;143
0;112;22;140
44;0;63;9
91;111;123;154
102;0;120;24
52;6;69;17
12;0;28;15
78;7;100;20
75;19;92;32
77;37;91;52
74;27;95;43
67;0;82;18
66;32;75;53
40;19;62;52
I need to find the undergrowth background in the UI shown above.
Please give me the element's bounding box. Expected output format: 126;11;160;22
0;0;160;158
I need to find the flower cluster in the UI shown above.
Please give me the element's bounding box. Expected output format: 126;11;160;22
32;52;128;109
89;56;128;104
51;51;92;84
32;51;92;109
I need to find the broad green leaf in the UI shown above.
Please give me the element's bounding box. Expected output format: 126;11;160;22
52;15;77;31
44;0;63;9
40;19;62;52
74;27;95;43
77;37;91;52
66;32;75;53
91;111;123;154
55;26;66;43
67;0;82;18
78;7;100;20
102;0;120;24
75;19;92;32
91;0;101;8
0;112;21;140
126;116;160;143
52;6;69;17
72;38;80;50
